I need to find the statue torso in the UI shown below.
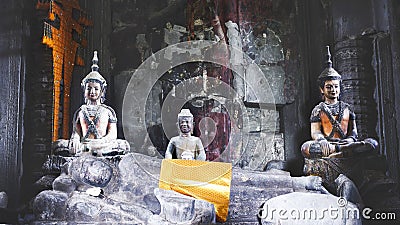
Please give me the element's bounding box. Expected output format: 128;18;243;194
169;136;203;159
311;101;355;141
77;105;117;140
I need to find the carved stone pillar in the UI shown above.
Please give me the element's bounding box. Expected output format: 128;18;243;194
334;37;377;139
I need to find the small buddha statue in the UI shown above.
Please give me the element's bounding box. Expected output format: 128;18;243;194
301;46;378;159
165;109;206;160
54;51;130;156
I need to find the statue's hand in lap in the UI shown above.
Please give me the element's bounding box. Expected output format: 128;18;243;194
319;139;334;157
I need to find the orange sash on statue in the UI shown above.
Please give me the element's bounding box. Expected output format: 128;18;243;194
320;110;350;139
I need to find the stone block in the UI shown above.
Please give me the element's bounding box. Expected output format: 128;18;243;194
68;156;114;188
33;190;68;221
244;64;286;105
52;174;76;194
240;133;284;170
243;108;261;132
259;65;286;105
260;108;280;133
155;188;216;224
65;193;154;222
65;195;101;222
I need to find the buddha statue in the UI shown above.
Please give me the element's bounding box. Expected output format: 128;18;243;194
165;109;206;160
299;46;380;192
54;51;130;156
301;46;378;159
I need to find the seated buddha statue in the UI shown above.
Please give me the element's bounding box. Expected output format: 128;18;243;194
301;46;378;159
54;51;130;156
164;109;206;160
299;46;379;192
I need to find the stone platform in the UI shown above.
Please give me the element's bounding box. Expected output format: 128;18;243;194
33;153;324;224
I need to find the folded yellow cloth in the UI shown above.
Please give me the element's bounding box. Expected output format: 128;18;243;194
159;159;232;222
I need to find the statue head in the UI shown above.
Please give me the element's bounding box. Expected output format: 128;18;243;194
81;51;107;104
318;46;341;101
177;109;194;134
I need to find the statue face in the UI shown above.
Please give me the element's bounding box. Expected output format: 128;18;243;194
178;117;193;134
321;79;340;100
84;81;102;103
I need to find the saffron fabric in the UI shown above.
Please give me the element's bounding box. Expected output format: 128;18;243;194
159;159;232;222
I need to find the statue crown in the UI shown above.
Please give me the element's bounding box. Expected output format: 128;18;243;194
318;46;341;81
81;51;107;88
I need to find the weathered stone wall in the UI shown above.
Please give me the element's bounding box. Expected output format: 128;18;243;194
22;5;54;203
108;0;310;170
0;0;26;209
